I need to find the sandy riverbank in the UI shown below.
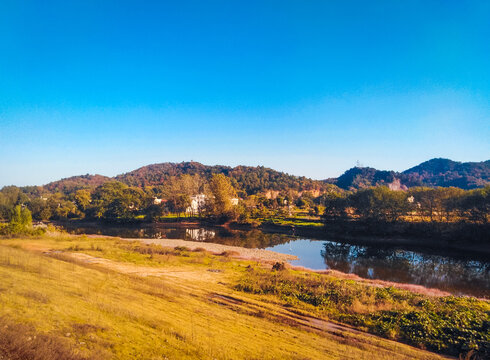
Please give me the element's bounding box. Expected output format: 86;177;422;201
88;235;298;263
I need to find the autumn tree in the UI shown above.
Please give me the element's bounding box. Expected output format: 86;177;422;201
167;194;191;217
208;174;237;218
74;189;92;211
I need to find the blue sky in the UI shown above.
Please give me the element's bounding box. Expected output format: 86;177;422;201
1;1;489;187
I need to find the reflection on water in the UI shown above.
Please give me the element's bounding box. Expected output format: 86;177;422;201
321;241;489;297
62;223;292;248
185;228;216;242
60;223;489;298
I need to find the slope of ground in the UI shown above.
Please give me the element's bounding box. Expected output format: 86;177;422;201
0;234;459;360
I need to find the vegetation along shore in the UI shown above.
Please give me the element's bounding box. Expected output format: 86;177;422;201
1;158;489;253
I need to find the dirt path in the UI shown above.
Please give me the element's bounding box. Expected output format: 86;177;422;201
107;236;298;263
54;252;221;283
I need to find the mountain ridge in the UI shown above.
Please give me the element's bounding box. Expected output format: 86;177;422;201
42;158;489;194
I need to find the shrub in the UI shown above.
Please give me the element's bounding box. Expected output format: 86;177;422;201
0;316;93;360
219;250;240;257
0;206;46;236
272;262;286;271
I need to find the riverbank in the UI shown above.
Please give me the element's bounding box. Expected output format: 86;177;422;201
46;232;487;298
87;234;298;263
122;236;456;298
54;218;490;256
3;233;488;359
1;233;466;360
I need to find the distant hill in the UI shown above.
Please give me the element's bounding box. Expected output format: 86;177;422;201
115;162;229;186
331;158;489;190
332;167;398;190
400;158;490;189
41;158;489;195
44;174;111;194
115;162;327;195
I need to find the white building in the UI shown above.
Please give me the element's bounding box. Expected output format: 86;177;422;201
186;194;207;215
185;194;239;215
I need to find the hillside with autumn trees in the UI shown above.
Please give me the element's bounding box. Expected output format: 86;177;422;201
114;162;328;195
0;159;488;241
40;158;490;194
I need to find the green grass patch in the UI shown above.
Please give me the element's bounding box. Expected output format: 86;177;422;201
235;268;490;358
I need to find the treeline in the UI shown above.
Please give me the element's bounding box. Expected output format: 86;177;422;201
322;185;489;224
1;174;488;231
0;174;242;223
0;169;337;223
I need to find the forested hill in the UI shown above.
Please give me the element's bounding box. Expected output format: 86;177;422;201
114;162;327;195
331;158;489;190
331;167;398;190
401;158;490;189
44;174;111;194
42;158;489;195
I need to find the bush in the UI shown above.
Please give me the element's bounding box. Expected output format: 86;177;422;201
272;262;286;271
0;206;45;236
0;316;91;360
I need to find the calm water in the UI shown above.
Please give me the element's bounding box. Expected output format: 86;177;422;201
60;223;490;298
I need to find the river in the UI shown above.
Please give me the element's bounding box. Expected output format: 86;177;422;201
59;222;490;298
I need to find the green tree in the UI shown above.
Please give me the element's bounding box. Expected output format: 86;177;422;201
90;182;128;219
460;186;489;224
350;187;408;222
144;204;166;222
6;205;32;234
94;184;145;220
322;192;349;221
46;193;77;220
0;186;28;220
28;197;51;221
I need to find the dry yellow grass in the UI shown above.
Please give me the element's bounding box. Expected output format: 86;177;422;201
0;234;452;360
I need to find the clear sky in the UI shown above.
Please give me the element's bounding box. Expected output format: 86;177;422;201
1;1;489;187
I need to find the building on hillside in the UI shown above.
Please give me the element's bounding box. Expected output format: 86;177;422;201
388;178;408;191
186;194;207;215
185;194;239;215
153;197;163;205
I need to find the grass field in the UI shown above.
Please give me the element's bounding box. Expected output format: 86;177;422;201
0;233;483;359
